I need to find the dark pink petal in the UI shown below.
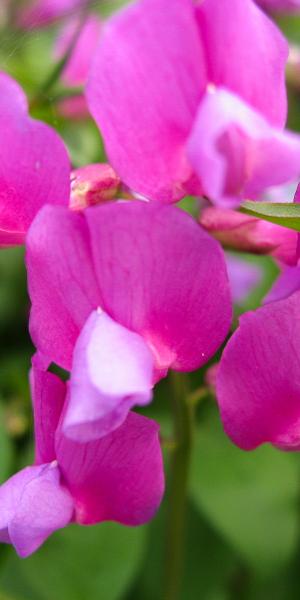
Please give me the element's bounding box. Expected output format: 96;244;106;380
188;88;300;207
86;0;206;202
55;15;102;87
27;202;232;374
30;367;66;464
56;411;164;526
196;0;288;127
26;206;101;369
217;291;300;450
64;310;154;441
0;464;73;557
200;206;299;266
86;201;232;372
0;73;70;247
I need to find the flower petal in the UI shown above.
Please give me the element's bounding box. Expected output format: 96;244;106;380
196;0;288;126
56;411;164;526
188;88;300;207
30;367;66;464
64;310;154;441
86;201;232;372
217;291;300;450
0;73;70;246
86;0;206;202
0;464;73;557
26;206;101;369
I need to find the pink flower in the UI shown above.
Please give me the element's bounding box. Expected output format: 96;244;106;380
19;0;87;28
86;0;300;206
217;291;300;450
26;201;232;440
0;73;70;247
0;367;164;557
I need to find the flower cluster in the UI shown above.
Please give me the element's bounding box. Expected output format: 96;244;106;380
1;0;300;558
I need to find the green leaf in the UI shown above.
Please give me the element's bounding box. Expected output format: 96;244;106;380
190;408;299;577
240;201;300;232
11;523;146;600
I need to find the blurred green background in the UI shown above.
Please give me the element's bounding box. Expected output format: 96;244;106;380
1;2;300;599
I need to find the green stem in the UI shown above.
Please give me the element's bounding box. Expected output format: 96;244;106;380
163;372;194;600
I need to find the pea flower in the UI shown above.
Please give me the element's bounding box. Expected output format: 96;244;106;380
0;73;70;247
0;367;164;557
86;0;300;206
217;291;300;450
26;201;232;441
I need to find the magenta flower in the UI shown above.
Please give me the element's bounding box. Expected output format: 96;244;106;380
26;201;232;440
217;291;300;450
86;0;300;205
0;73;70;247
0;367;164;557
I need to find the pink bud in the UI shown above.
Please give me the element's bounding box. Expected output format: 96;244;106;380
200;206;299;266
70;164;121;210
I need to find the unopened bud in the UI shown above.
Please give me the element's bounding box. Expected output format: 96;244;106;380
200;206;299;266
70;163;121;210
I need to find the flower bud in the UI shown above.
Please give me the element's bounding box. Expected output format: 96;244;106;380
70;163;121;210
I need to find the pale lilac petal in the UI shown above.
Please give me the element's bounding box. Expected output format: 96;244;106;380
225;254;262;304
188;88;300;207
86;201;232;372
26;206;101;369
19;0;86;28
56;411;164;526
200;206;299;266
86;0;206;202
0;73;70;246
55;15;102;87
217;291;300;450
64;310;154;441
30;367;66;464
264;266;300;304
196;0;288;127
0;464;74;557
